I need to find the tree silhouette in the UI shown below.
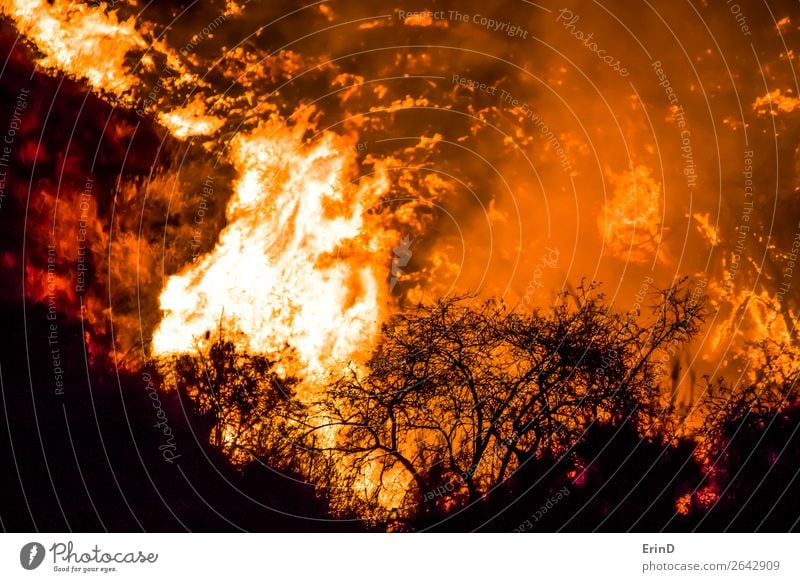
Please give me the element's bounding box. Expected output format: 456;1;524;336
301;279;705;524
172;332;303;468
161;280;710;528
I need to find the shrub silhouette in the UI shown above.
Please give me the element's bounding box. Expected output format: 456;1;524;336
297;279;705;525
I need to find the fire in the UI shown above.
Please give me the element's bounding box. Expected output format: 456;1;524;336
3;0;401;383
1;0;154;101
599;164;664;264
157;95;225;140
7;0;800;525
693;213;721;247
152;115;395;382
703;281;798;382
752;89;800;116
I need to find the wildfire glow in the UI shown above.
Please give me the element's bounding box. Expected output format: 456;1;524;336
157;96;226;139
6;0;800;525
1;0;151;100
752;89;800;116
600;165;664;263
152;116;395;381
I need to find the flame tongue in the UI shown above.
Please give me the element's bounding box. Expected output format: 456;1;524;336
1;0;161;101
152;119;393;381
1;0;400;384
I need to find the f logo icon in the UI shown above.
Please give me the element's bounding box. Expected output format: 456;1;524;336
20;542;45;570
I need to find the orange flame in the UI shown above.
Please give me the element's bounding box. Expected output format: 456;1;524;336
152;115;396;382
2;0;155;101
